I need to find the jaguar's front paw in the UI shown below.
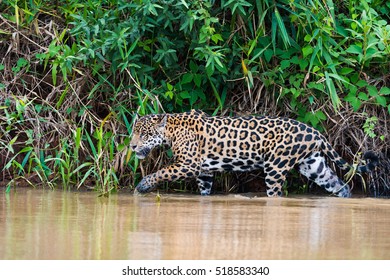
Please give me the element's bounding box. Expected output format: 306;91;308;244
135;177;156;194
200;188;211;196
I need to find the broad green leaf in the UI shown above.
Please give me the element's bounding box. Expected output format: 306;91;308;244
340;68;355;75
264;49;273;63
190;92;198;106
367;85;378;97
376;95;387;107
302;45;313;58
346;45;362;55
180;91;190;99
193;74;202;88
356;80;368;87
380;87;390;95
345;93;361;111
211;34;223;44
189;61;198;73
358;92;368;101
181;73;193;85
315;110;327;121
280;60;290;70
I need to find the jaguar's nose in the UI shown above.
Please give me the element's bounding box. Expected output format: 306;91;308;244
130;144;137;151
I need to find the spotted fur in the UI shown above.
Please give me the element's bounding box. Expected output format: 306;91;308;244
130;110;378;197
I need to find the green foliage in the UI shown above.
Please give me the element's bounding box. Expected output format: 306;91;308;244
255;0;390;124
61;0;234;112
363;114;378;138
5;0;389;117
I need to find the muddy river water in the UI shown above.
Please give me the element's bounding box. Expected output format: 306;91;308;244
1;188;389;259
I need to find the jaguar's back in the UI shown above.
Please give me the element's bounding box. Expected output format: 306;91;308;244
199;115;321;172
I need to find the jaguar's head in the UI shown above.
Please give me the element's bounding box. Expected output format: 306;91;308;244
130;114;167;159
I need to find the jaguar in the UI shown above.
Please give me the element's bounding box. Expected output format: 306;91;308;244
130;110;377;197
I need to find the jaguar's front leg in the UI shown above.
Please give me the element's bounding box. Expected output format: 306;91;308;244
135;162;201;194
196;172;214;195
135;175;158;194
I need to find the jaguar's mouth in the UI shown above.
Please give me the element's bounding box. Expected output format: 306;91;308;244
136;148;150;159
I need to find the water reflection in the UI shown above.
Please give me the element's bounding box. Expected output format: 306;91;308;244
1;189;389;259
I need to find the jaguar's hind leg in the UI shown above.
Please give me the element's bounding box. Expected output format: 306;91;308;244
299;152;351;197
196;172;214;195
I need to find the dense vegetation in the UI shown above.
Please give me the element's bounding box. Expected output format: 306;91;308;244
1;0;389;196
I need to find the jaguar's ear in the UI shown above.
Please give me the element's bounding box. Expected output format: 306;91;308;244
156;115;167;132
132;112;139;131
134;112;140;121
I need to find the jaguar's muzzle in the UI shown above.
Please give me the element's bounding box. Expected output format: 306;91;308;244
135;147;151;159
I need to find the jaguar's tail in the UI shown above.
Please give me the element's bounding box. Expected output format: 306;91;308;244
357;151;379;173
319;136;378;173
